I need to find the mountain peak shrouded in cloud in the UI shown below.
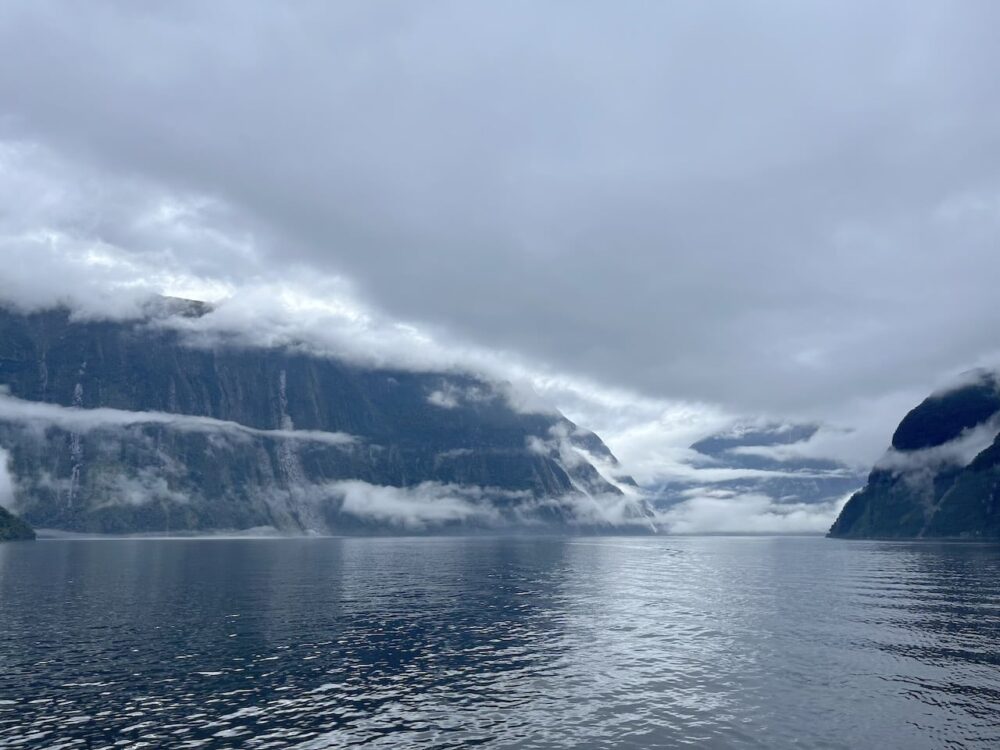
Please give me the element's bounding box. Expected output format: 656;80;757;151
890;369;1000;452
0;304;659;534
830;370;1000;538
1;2;999;532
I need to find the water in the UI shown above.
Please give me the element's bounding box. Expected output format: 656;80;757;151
1;536;1000;749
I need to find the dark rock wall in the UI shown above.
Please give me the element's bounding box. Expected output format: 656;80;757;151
0;307;631;534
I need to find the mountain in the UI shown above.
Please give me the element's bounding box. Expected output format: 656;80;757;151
829;371;1000;539
0;303;651;535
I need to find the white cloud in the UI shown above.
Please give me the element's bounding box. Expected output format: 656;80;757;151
556;490;658;531
0;447;16;511
0;389;356;446
426;383;493;410
876;416;1000;474
0;141;248;320
332;480;505;530
659;492;852;535
331;479;655;531
95;468;189;508
0;1;996;434
427;389;459;409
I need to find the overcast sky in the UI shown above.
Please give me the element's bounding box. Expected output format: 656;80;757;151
2;1;1000;494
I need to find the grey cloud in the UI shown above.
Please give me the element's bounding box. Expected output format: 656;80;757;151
1;1;999;417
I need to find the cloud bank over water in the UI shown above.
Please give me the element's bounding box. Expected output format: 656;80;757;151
657;491;852;536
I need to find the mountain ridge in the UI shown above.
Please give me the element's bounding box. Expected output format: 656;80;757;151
0;303;651;535
829;370;1000;539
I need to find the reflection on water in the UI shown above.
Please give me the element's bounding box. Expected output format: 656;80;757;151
2;536;1000;748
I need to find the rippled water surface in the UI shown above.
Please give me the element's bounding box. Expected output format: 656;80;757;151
2;536;1000;748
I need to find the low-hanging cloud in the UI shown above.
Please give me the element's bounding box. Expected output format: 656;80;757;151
0;389;357;446
658;491;852;535
0;447;16;511
426;382;494;410
94;468;190;509
330;479;656;532
875;416;1000;475
332;480;506;530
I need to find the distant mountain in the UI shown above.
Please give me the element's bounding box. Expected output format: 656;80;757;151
648;422;864;511
0;303;651;535
829;370;1000;539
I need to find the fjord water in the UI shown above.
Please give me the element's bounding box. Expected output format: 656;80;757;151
2;537;999;749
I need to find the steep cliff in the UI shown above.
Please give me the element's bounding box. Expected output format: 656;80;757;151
829;371;1000;539
0;304;648;534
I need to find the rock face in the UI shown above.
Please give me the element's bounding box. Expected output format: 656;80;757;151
0;304;648;534
829;371;1000;539
0;506;34;541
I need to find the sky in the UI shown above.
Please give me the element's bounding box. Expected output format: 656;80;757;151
1;1;1000;529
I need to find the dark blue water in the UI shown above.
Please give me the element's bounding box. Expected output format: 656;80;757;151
1;536;1000;749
